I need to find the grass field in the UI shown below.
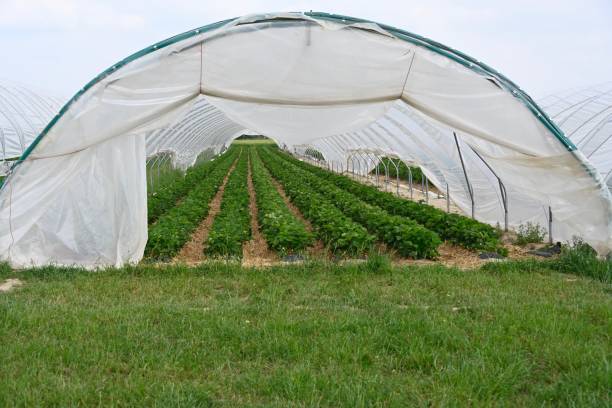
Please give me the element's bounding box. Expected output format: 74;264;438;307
0;260;610;406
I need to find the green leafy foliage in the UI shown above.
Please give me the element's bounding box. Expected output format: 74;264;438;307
205;151;251;258
250;148;313;254
259;148;374;256
550;238;611;283
515;222;547;245
264;148;441;259
147;153;234;224
275;148;502;252
144;148;239;260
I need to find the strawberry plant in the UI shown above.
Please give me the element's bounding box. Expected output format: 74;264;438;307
259;148;374;256
272;148;502;252
148;148;239;224
263;149;441;259
250;148;313;254
205;151;251;258
144;148;239;260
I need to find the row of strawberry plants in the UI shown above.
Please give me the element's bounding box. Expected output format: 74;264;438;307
258;148;374;256
204;150;251;258
263;148;441;259
147;149;237;224
144;148;239;260
250;148;314;254
271;148;502;252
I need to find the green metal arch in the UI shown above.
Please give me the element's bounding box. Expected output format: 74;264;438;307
12;11;578;174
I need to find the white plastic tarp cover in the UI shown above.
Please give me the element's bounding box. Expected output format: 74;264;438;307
0;12;610;267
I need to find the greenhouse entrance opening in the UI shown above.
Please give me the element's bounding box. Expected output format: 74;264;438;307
0;12;610;267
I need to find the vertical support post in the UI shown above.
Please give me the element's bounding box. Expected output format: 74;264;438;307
0;128;6;163
384;160;389;192
446;183;450;213
374;161;378;187
157;156;161;181
425;178;429;203
375;156;380;187
503;184;509;232
548;206;553;244
377;156;389;192
389;158;400;196
396;161;400;196
454;132;475;219
407;166;413;199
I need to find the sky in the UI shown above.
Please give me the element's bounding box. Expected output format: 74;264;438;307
1;0;610;100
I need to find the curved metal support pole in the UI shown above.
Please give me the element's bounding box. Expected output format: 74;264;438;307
388;158;400;196
453;132;475;219
470;147;508;231
359;152;373;183
604;168;612;184
0;128;6;162
147;154;163;189
373;154;380;187
377;154;390;192
403;163;413;199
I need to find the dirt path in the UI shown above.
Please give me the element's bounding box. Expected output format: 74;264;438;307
242;155;278;267
174;158;239;264
0;278;23;293
268;175;330;260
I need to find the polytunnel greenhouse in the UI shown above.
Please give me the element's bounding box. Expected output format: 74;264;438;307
0;11;610;267
0;80;64;173
539;82;612;194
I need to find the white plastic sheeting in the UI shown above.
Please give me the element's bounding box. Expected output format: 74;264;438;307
0;12;610;267
539;82;612;194
0;80;63;164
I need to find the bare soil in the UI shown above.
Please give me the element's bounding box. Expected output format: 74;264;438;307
0;278;23;293
174;158;239;264
393;241;539;269
242;156;278;268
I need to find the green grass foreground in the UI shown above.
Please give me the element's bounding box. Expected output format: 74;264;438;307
0;260;610;406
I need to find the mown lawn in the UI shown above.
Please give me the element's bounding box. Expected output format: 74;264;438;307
0;260;610;407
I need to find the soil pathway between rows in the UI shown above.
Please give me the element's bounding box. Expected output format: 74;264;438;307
242;154;278;267
268;172;329;259
174;157;239;264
